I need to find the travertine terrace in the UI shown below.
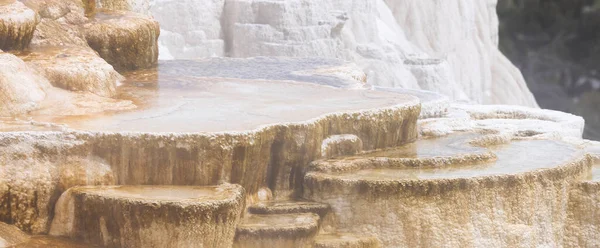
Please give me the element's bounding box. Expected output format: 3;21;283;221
1;0;600;248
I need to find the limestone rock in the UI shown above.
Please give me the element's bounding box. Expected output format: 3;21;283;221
0;222;29;247
248;200;330;217
0;57;420;235
0;52;50;116
81;10;159;70
20;0;86;22
150;0;224;59
97;0;150;16
321;134;363;159
124;0;540;107
305;135;590;247
565;177;600;247
29;18;88;47
313;233;381;248
0;133;115;233
50;185;244;248
21;0;89;47
0;0;38;51
81;0;95;17
234;213;320;248
18;46;122;97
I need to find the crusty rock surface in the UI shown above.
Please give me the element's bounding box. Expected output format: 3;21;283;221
22;0;89;47
118;0;539;107
0;51;50;116
0;0;37;51
0;133;115;234
81;10;159;70
18;46;122;97
0;222;29;247
50;185;245;248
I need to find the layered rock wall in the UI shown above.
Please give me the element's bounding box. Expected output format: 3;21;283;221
0;101;420;234
98;0;538;107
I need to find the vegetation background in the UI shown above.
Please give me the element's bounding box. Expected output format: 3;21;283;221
498;0;600;140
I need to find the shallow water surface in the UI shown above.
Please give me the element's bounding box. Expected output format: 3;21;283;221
364;133;485;158
31;59;413;133
332;139;581;179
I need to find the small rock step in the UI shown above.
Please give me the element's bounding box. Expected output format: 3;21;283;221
313;233;381;248
50;185;244;248
248;200;330;217
234;213;320;248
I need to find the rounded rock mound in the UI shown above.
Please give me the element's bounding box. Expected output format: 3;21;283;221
18;46;122;97
0;51;50;116
81;10;159;70
49;184;245;248
0;0;37;51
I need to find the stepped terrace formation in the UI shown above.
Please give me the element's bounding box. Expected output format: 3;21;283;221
1;0;599;247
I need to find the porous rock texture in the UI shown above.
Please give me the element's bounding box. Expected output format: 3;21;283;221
321;134;363;159
302;103;591;247
18;46;122;97
313;233;381;248
0;0;37;51
99;0;538;107
565;176;600;247
0;95;420;235
82;10;159;70
21;0;90;47
0;51;50;116
97;0;150;16
0;49;131;117
50;185;245;248
0;133;115;234
0;222;29;247
234;213;320;248
18;0;123;98
304;135;592;247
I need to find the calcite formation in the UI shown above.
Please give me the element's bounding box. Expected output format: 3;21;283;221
234;213;320;248
82;10;159;70
320;135;363;159
0;58;420;239
96;0;149;16
0;52;50;116
0;222;28;247
18;46;121;97
50;185;245;248
1;0;600;247
22;0;89;47
0;0;37;51
313;233;381;248
103;0;538;107
304;136;590;247
0;55;600;247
